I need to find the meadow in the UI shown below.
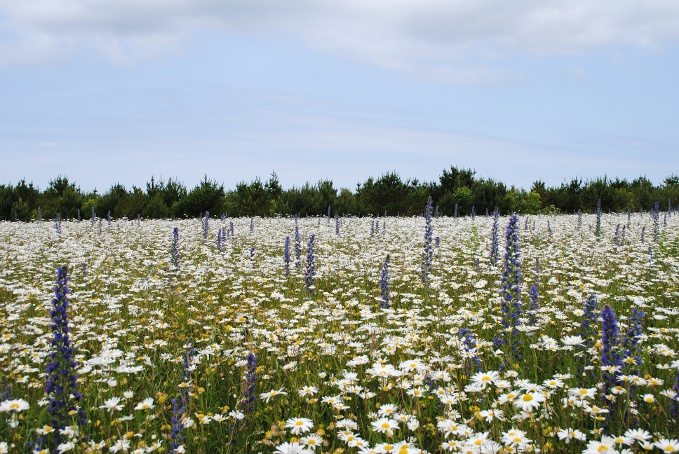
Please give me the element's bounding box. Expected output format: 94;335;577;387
0;208;677;453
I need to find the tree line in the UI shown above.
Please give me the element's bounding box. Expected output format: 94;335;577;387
0;166;677;221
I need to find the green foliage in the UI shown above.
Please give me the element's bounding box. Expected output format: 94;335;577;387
0;168;677;220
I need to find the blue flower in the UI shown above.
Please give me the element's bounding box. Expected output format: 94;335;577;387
45;267;87;446
379;255;390;309
305;234;316;292
421;196;434;284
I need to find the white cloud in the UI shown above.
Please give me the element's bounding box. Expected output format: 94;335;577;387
2;0;679;79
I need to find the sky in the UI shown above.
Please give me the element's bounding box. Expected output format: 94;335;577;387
1;1;678;192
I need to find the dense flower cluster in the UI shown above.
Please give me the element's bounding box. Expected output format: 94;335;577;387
0;211;676;453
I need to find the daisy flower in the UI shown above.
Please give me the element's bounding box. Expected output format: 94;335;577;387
285;417;314;435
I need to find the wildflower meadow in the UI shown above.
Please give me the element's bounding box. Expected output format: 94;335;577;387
0;208;677;453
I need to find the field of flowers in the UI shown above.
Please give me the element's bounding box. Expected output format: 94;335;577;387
0;208;677;453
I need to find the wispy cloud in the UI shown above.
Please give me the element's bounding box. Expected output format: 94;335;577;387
2;1;679;80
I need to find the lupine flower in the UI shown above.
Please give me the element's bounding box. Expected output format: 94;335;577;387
671;369;679;419
595;199;602;237
496;214;522;363
294;217;302;268
54;213;62;235
284;236;291;276
305;234;316;292
652;201;660;241
229;220;234;236
170;347;195;454
489;209;500;266
601;305;622;410
580;294;598;349
240;352;257;415
379;254;390;309
335;216;340;236
459;328;481;373
107;210;112;225
216;227;226;251
202;211;209;240
45;267;86;446
528;284;539;325
249;217;254;233
622;307;645;373
171;227;180;269
421;196;434;284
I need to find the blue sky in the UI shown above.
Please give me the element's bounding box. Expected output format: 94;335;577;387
1;1;678;191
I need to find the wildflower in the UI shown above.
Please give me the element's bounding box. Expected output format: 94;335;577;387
170;347;195;454
45;267;87;445
285;417;314;435
0;399;29;413
421;196;434;283
623;428;651;443
297;386;317;397
274;442;314;454
601;305;622;409
562;335;585;347
294;217;302;267
260;388;287;403
134;398;155;411
513;391;545;412
371;418;399;436
654;439;679;453
583;436;618;454
99;397;124;412
471;371;499;389
380;254;390;309
496;213;523;363
109;439;131;453
489;208;500;266
284;236;291;275
171;227;180;269
300;434;323;448
501;428;530;449
556;428;587;443
580;294;599;348
595;199;602;237
240;352;257;414
305;234;316;291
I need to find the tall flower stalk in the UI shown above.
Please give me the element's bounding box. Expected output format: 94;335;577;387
652;201;660;242
283;236;291;276
497;214;522;363
379;254;390;309
170;347;195;454
171;227;180;269
595;199;602;237
202;211;209;240
489;209;500;266
45;267;86;446
421;196;434;284
240;352;257;415
294;218;302;268
305;234;316;292
601;305;622;419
